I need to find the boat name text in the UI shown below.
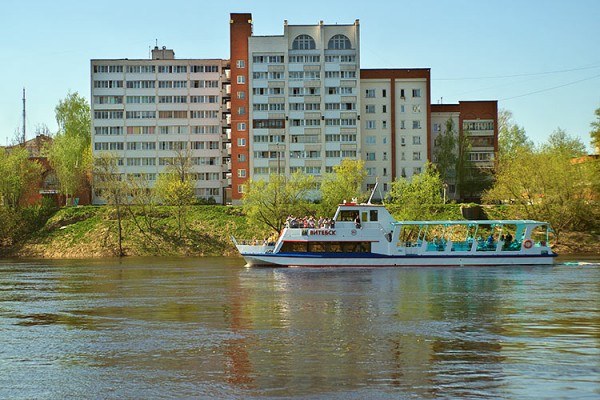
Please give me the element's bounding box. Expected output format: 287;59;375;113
309;229;336;236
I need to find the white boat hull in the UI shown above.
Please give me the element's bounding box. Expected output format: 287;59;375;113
241;252;557;267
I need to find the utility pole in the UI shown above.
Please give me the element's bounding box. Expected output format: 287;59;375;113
22;87;26;144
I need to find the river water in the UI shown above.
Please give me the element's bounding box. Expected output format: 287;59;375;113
0;256;598;399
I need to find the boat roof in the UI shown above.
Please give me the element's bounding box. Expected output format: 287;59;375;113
391;219;550;226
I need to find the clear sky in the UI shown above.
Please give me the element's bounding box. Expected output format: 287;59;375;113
1;0;599;150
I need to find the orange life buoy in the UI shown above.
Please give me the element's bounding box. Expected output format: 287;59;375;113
523;239;533;249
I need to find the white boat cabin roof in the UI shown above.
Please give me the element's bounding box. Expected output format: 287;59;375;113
333;203;549;227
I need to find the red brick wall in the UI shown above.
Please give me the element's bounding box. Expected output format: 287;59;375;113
229;13;252;202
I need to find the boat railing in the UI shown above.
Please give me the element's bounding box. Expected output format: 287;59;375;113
236;239;278;247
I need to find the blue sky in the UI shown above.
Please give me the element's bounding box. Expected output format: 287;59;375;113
1;0;599;150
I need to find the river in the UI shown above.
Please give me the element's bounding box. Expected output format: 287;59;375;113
0;256;598;399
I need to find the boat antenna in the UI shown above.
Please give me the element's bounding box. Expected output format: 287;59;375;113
367;178;378;204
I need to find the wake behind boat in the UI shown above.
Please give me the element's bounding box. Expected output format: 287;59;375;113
233;202;557;268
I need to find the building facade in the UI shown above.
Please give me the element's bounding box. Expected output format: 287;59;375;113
91;13;498;205
230;15;360;203
90;48;231;204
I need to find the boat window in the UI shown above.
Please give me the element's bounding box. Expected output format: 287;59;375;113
281;241;371;253
339;210;359;221
370;210;378;222
361;211;368;223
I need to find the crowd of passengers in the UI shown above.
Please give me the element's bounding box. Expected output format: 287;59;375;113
285;215;336;229
430;232;517;250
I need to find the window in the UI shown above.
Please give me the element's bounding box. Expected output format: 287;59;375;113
365;89;375;98
237;154;246;162
412;120;421;129
383;152;388;161
382;120;387;129
382;89;387;98
366;120;376;129
328;34;351;49
412;104;421;113
237;138;246;146
237;185;245;194
237;122;246;131
238;107;246;115
237;169;247;178
400;89;405;98
292;34;316;50
413;152;421;161
413;136;421;145
236;60;245;68
365;105;375;113
366;136;376;145
382;105;387;113
366;152;376;161
412;88;421;97
237;75;245;84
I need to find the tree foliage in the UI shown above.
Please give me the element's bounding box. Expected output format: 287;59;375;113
0;146;42;209
319;159;368;216
47;92;92;205
55;92;92;143
483;129;597;241
497;109;533;162
433;118;458;184
243;172;315;232
387;163;444;221
154;149;195;239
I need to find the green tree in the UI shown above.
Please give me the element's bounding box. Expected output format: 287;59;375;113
543;127;586;157
497;109;533;162
590;107;600;153
154;148;195;239
243;172;315;232
54;92;92;143
483;130;596;242
433;118;458;185
387;163;444;221
0;146;42;209
47;92;92;205
93;152;128;256
319;159;368;216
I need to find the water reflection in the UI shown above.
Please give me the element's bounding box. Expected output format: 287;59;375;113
0;258;598;399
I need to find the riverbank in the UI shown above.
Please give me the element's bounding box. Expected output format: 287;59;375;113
2;205;599;259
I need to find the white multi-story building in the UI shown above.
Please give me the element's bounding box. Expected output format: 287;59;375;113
90;47;231;204
230;17;360;202
360;69;430;198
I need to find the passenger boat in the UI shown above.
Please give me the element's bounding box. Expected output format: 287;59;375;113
232;200;557;268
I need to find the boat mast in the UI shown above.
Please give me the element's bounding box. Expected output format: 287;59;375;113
367;179;378;204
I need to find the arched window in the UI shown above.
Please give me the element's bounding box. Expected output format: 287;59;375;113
292;34;316;50
328;34;351;50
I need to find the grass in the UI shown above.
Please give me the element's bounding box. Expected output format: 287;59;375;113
10;205;271;258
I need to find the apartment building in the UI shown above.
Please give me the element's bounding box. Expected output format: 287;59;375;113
90;47;231;204
360;69;431;199
230;14;360;203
